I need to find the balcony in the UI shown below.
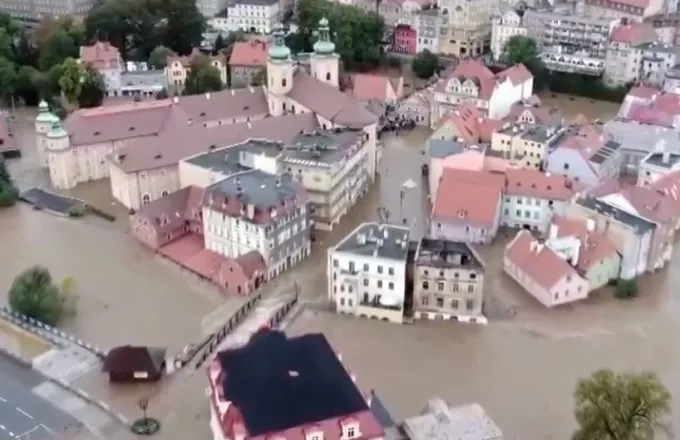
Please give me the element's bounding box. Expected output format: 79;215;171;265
359;296;403;311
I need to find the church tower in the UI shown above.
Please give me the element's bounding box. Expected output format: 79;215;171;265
311;17;339;88
266;23;293;116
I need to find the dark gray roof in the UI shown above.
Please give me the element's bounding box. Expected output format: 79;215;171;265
369;391;397;428
428;139;466;158
205;170;301;208
643;151;680;169
590;140;621;165
577;197;655;233
415;238;484;270
334;222;411;261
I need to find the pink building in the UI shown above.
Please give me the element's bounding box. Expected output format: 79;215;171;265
504;230;591;307
207;330;384;440
129;185;268;296
392;24;417;54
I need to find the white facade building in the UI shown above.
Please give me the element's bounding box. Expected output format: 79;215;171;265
227;0;280;34
328;222;411;324
491;9;526;61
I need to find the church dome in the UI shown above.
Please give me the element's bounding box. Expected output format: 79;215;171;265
46;121;68;139
313;17;335;55
36;100;59;124
268;24;291;61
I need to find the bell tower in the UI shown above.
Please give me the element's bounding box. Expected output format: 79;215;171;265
311;17;339;88
266;24;294;116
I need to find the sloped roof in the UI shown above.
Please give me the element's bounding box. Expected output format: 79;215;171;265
505;230;576;290
432;168;504;227
103;345;166;375
229;40;269;67
287;70;378;128
551;216;620;271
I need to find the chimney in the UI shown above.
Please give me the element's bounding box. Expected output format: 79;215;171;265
586;218;596;232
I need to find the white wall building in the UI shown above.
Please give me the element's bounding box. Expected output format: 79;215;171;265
491;9;526;61
328;222;411;324
227;0;281;34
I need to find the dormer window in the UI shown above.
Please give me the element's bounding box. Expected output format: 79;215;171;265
305;426;324;440
340;418;360;440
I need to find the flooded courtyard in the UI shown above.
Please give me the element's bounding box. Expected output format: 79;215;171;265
1;98;677;439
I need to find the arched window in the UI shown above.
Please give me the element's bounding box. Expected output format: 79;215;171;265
142;193;151;205
161;189;169;197
282;78;287;87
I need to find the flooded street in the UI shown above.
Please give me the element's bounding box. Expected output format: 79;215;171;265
4;99;679;439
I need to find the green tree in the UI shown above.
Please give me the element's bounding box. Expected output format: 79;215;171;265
60;276;79;316
214;34;226;53
573;369;672;440
0;27;14;60
0;13;20;38
148;45;176;69
78;66;105;108
39;29;78;71
12;31;38;67
0;181;18;207
291;0;383;71
0;57;17;102
184;55;223;95
614;279;638;299
8;266;65;326
84;0;157;60
59;57;84;104
157;0;206;55
44;64;64;97
0;156;12;184
411;50;438;79
503;35;545;87
15;65;41;106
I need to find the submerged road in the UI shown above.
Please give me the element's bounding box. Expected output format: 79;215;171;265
0;354;80;439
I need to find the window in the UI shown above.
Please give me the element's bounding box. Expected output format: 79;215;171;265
377;280;383;288
348;299;353;307
333;259;339;268
142;193;151;204
326;72;331;81
161;189;169;197
347;428;356;438
436;297;443;307
437;282;444;291
469;273;476;280
422;281;429;290
421;295;429;306
451;299;459;309
340;298;345;306
467;285;474;293
282;78;287;87
363;279;368;286
378;265;383;274
466;299;474;310
349;261;355;273
453;283;459;292
363;263;369;271
388;282;394;290
388;267;394;275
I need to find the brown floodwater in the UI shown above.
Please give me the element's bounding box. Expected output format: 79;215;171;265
6;99;677;440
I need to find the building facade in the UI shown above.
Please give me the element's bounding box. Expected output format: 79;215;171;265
491;8;526;61
392;24;418;54
167;49;228;90
413;238;486;323
414;7;440;54
604;22;658;85
227;0;281;34
438;0;495;56
0;0;93;22
328;222;411;323
229;40;268;87
79;42;123;98
583;0;664;21
639;41;680;87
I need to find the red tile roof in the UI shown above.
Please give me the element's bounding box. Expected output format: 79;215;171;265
628;85;660;99
508;102;560;125
551;216;620;271
80;41;120;69
504;169;578;201
437;61;532;101
432;168;504;227
229;40;268;67
506;230;576;289
436;103;502;143
609;23;656;44
497;64;532;86
351;73;399;102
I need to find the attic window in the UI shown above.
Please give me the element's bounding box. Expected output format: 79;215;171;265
209;145;216;150
200;112;206;117
154;154;162;159
243;105;250;110
129;126;135;131
94;131;101;135
547;185;552;190
288;370;299;377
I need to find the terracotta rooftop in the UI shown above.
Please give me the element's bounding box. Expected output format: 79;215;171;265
436;103;502;143
436;61;532;100
80;41;120;69
506;230;577;290
504;169;578;201
496;64;533;86
609;23;657;44
229;40;268;67
551;216;620;271
351;73;400;102
432;168;505;227
508;102;560;125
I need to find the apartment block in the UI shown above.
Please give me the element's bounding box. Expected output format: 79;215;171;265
413;238;486;323
604;21;658;85
227;0;281;34
327;222;411;324
639;41;680;87
438;0;496;56
490;122;563;169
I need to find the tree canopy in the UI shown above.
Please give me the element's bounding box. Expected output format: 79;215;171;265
59;57;83;104
503;35;545;87
78;66;106;108
84;0;205;60
184;55;223;95
411;50;438;79
287;0;384;71
8;266;66;325
573;369;672;440
0;157;18;207
148;45;176;69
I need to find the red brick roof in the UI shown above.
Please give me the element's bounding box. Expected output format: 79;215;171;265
229;40;268;67
551;216;620;271
609;23;656;44
504;169;578;201
350;73;399;102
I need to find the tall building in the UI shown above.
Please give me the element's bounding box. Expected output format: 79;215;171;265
0;0;94;23
438;0;496;56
